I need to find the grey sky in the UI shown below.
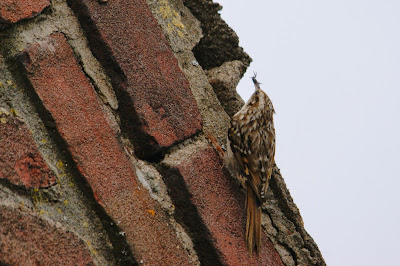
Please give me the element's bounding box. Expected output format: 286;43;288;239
217;1;400;265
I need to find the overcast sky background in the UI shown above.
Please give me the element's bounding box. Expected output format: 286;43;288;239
217;1;400;265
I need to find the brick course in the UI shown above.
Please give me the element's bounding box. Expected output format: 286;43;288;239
68;0;202;159
162;146;284;265
18;32;192;265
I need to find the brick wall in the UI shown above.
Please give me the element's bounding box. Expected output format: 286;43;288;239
0;0;325;265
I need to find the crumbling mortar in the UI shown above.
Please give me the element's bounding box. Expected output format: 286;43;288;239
65;35;119;111
261;212;295;266
263;206;299;266
121;133;202;264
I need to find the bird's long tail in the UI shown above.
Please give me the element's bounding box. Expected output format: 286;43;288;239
246;184;261;255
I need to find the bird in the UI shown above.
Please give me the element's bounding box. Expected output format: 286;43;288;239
226;73;276;255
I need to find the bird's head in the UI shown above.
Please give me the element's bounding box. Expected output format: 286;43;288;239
247;72;274;114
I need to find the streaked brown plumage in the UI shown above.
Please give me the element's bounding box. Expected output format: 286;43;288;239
226;74;275;255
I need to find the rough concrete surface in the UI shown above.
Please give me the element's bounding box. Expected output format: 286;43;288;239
206;60;247;117
184;0;252;70
0;0;325;265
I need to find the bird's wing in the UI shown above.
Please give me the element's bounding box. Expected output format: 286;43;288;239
228;119;272;203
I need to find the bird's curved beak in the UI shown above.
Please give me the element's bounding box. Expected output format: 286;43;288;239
251;73;261;90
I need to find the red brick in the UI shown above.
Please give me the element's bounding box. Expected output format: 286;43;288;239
0;111;56;188
67;0;202;159
0;0;50;28
162;146;284;265
0;205;94;265
18;32;192;265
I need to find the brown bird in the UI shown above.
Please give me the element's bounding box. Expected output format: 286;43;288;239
226;74;275;255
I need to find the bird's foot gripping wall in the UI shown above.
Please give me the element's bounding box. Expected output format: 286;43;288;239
0;0;324;265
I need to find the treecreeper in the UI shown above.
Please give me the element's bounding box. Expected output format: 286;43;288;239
226;74;276;255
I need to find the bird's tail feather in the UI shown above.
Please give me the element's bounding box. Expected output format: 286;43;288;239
246;184;261;255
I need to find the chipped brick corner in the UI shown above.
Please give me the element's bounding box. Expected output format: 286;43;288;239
0;0;325;265
0;0;50;30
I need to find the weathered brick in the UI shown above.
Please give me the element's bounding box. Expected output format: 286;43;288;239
18;32;192;265
0;110;56;188
0;0;50;29
67;0;202;159
0;205;95;265
162;146;284;265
